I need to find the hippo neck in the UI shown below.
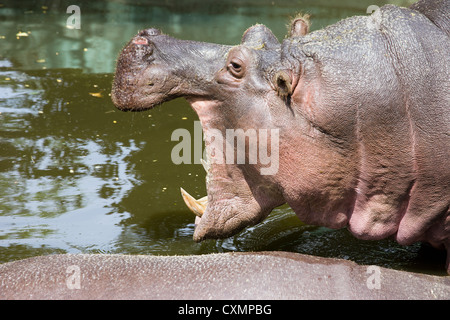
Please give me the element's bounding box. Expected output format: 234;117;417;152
285;5;450;246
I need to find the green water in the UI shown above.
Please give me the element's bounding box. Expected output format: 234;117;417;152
0;0;446;275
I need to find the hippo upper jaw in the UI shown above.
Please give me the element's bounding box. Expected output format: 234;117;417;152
111;29;230;111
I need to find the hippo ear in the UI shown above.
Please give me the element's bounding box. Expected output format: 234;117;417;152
241;24;279;50
273;71;292;99
288;13;311;37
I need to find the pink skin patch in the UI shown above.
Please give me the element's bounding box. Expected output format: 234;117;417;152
133;37;148;45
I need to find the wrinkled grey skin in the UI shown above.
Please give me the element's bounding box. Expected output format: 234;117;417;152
112;0;450;272
1;253;449;299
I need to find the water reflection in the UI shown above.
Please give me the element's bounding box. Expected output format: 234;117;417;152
0;67;137;257
0;0;445;275
0;0;415;72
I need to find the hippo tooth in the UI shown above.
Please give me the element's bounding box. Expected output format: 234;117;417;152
180;187;207;217
201;158;209;172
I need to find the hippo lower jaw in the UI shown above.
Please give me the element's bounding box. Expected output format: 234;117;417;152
181;169;273;242
188;181;273;242
180;158;268;242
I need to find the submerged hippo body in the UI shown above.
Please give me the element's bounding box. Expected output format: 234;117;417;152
1;253;450;299
112;0;450;272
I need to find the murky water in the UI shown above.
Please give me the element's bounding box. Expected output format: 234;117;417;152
0;0;446;275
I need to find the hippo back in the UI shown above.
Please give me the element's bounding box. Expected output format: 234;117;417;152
410;0;450;36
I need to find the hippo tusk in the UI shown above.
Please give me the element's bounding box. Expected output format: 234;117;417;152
200;158;209;172
180;187;207;217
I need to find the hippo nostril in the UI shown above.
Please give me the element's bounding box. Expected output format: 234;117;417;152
139;28;161;37
133;36;149;45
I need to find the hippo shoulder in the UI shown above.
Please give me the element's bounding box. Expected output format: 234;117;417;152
410;0;450;36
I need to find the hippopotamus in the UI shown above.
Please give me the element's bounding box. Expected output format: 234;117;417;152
1;252;449;299
111;0;450;273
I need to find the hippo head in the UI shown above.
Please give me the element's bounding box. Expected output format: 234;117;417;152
111;17;352;242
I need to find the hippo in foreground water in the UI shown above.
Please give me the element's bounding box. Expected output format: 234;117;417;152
1;252;449;299
111;0;450;272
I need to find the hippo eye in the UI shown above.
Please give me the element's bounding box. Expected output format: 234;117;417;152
231;61;241;70
227;59;244;78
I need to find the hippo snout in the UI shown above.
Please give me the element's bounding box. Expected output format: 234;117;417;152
131;29;162;48
129;29;165;60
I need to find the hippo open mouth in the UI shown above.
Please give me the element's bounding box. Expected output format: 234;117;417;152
179;97;284;241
